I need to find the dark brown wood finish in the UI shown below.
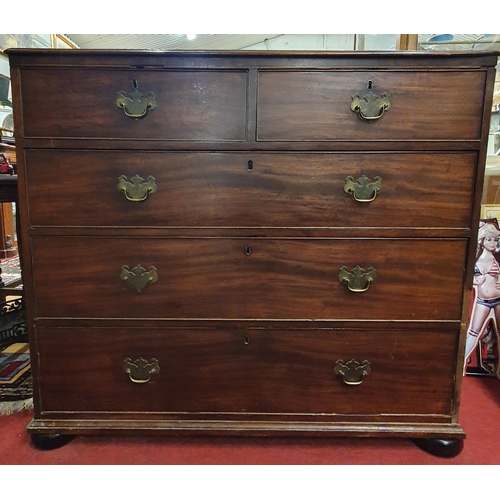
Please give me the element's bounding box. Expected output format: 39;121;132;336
32;237;466;321
19;69;248;141
36;327;457;416
25;150;476;229
7;49;498;453
7;48;499;70
257;70;486;141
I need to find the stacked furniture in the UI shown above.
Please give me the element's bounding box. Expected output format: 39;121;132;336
7;49;498;455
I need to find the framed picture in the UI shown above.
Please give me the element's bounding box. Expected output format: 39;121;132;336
0;34;75;140
0;55;12;139
0;34;51;52
481;204;500;220
55;35;78;49
0;34;76;53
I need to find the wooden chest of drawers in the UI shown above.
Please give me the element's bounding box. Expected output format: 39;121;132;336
7;49;498;456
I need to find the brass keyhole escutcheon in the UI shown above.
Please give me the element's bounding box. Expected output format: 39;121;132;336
116;79;157;120
120;264;158;293
118;174;157;202
344;175;382;203
124;357;160;384
339;265;377;293
244;245;252;256
351;80;390;122
334;359;371;385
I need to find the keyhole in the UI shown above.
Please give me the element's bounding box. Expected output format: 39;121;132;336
132;78;138;89
244;245;252;256
244;336;250;345
367;80;373;90
247;160;253;171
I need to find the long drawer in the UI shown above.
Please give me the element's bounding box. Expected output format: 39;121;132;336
257;70;486;141
31;237;466;320
19;68;248;140
24;150;476;229
36;326;457;416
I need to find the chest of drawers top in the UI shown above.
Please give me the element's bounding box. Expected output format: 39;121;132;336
7;49;498;147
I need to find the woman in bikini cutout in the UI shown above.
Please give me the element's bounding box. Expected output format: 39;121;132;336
464;221;500;373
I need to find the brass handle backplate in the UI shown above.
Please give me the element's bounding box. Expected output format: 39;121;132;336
118;174;157;202
351;80;390;122
334;359;371;385
344;175;382;202
339;265;377;292
116;79;157;120
124;357;160;383
120;264;158;292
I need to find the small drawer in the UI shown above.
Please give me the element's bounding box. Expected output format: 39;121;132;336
257;70;486;141
19;68;248;140
25;150;476;230
31;237;466;321
36;326;457;417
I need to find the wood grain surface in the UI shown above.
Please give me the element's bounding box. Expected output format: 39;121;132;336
31;237;466;321
36;326;457;416
19;68;248;140
257;70;486;141
8;49;497;444
25;150;476;229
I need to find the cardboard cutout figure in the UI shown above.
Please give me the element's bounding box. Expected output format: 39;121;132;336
464;219;500;377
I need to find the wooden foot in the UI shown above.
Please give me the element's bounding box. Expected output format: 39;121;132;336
31;433;76;451
411;438;464;458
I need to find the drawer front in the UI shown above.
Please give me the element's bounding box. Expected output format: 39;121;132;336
36;327;457;416
25;150;476;229
19;68;248;140
32;237;466;320
257;70;486;141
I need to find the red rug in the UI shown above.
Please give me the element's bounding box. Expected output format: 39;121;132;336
0;375;499;465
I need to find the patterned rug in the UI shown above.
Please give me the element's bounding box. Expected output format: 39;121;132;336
0;255;21;274
0;297;32;415
0;255;22;289
0;342;33;414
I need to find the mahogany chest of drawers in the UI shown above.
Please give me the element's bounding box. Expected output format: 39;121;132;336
7;49;498;456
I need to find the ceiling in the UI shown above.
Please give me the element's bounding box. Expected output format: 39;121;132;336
64;33;500;52
64;34;283;51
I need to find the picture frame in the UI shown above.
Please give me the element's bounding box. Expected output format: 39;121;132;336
0;34;51;52
481;204;500;220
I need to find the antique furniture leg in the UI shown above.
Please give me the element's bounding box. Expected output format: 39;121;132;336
411;438;464;458
31;433;75;451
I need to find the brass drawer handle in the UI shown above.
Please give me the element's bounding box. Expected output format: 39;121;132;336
120;264;158;292
351;80;390;122
116;79;157;119
339;265;376;292
344;175;382;202
124;357;160;384
334;359;371;385
118;174;157;202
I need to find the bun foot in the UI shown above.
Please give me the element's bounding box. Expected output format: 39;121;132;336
31;433;76;450
411;438;464;458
